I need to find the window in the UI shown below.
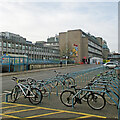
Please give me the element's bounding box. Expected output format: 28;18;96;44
26;46;29;50
19;44;22;49
23;46;25;50
8;43;11;48
0;42;1;46
16;44;18;48
12;43;14;48
3;42;7;47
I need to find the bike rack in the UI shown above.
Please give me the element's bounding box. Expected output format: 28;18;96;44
5;93;11;102
118;99;120;119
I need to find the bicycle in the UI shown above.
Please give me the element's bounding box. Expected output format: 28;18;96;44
28;78;52;97
91;71;119;106
11;77;43;105
53;70;75;88
89;70;119;106
60;83;106;110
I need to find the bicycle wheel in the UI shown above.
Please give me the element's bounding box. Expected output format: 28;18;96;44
65;77;75;87
28;88;43;105
104;91;118;105
11;86;19;102
87;93;106;110
60;90;76;107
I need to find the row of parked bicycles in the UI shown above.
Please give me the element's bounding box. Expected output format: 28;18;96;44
60;69;119;110
10;70;75;105
10;68;119;111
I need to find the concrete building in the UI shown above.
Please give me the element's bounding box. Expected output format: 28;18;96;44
108;52;120;62
0;32;60;60
59;29;103;63
102;40;110;59
44;35;59;50
35;35;59;50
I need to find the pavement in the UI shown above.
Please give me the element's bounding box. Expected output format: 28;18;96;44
1;92;118;120
0;64;76;77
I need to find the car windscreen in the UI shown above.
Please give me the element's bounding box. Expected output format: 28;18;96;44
106;63;114;65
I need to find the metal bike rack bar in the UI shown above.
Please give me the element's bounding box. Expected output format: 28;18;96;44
5;93;11;102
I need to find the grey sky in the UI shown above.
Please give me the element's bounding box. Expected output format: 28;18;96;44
0;2;118;52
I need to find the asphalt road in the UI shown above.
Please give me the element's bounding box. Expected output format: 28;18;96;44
2;64;101;92
1;64;118;119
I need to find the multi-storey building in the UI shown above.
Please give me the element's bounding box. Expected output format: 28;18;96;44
102;40;110;59
43;35;59;50
108;52;120;62
59;29;103;63
0;32;60;60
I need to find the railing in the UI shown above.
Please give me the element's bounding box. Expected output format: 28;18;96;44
29;59;74;64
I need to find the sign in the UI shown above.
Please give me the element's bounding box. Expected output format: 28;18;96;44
71;44;78;57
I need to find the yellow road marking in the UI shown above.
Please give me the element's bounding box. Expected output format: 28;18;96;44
69;115;92;120
3;107;41;114
0;114;20;119
2;102;106;118
59;110;106;118
0;106;18;109
2;102;35;108
26;111;64;119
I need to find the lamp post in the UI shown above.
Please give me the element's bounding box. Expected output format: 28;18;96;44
66;56;68;66
66;32;68;66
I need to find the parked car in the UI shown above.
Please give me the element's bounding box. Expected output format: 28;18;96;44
103;62;117;69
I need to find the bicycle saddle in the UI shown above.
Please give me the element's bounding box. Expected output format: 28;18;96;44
87;82;94;86
70;85;77;88
12;77;17;81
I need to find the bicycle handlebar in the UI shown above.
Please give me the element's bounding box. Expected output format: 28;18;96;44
12;77;26;82
27;78;37;85
54;70;69;76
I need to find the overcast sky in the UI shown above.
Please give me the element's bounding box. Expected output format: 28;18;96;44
0;2;118;52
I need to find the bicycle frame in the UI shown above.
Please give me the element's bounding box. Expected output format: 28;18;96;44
17;83;35;98
72;85;106;108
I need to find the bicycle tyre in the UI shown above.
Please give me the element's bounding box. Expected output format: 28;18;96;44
11;85;19;103
60;90;76;107
28;88;43;105
87;93;106;110
65;77;75;86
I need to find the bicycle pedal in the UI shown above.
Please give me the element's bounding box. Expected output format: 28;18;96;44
76;98;82;104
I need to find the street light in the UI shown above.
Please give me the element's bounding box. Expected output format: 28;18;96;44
66;32;68;66
66;56;68;66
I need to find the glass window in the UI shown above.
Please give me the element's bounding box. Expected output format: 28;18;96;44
16;49;18;52
8;43;11;47
16;44;18;48
26;46;28;50
11;43;14;47
23;46;25;50
3;42;7;47
19;44;22;48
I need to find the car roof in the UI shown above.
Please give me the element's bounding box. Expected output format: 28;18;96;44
106;62;116;64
